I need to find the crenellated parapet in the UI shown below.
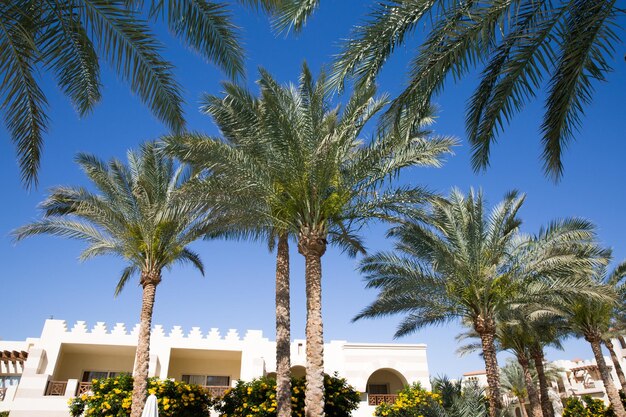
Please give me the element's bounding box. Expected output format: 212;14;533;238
43;319;266;342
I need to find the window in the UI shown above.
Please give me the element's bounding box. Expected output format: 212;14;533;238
82;371;121;382
182;375;230;387
367;384;389;394
0;375;20;388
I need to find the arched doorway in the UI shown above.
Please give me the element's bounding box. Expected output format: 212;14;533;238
366;369;408;405
291;365;306;379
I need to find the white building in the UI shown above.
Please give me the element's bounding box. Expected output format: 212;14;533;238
0;319;430;417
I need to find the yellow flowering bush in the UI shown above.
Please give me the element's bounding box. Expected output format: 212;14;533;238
68;374;213;417
216;374;360;417
563;396;614;417
374;383;442;417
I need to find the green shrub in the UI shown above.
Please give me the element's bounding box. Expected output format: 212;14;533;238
373;383;442;417
215;374;360;417
0;411;9;417
68;374;213;417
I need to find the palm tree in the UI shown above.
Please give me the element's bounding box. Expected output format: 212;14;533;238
271;0;622;180
524;316;570;417
602;261;626;390
458;316;543;417
556;262;626;417
164;63;455;417
500;361;530;417
354;189;607;417
13;142;215;417
163;79;298;417
0;0;282;187
431;375;462;410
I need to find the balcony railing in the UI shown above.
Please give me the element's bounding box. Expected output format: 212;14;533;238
204;386;230;398
0;387;6;401
368;394;398;406
45;380;67;396
77;382;92;395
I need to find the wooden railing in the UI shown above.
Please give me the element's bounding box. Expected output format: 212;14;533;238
368;394;398;406
45;380;67;396
204;386;230;397
77;382;92;395
0;387;6;401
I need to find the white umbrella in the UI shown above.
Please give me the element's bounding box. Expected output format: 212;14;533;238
141;394;159;417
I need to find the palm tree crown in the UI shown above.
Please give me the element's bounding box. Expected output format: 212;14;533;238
165;63;455;417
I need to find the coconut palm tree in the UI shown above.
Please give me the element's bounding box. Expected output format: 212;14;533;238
164;63;455;417
353;188;608;417
0;0;282;187
12;142;216;417
271;0;622;180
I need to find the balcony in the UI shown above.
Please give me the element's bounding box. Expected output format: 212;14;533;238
368;394;398;406
45;380;67;396
77;382;92;395
203;385;230;397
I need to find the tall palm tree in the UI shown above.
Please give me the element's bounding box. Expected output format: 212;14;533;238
164;63;455;417
458;316;543;417
271;0;622;180
525;316;570;417
353;189;607;417
163;79;298;417
0;0;281;187
13;142;215;417
556;262;626;417
602;261;626;390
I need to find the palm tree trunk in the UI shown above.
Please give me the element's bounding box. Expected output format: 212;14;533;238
130;270;161;417
518;353;542;417
531;344;554;417
588;336;626;417
275;234;292;417
475;317;503;417
298;229;327;417
605;338;626;390
517;396;529;417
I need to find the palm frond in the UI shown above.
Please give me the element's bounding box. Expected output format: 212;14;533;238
80;0;184;131
0;2;49;187
149;0;244;78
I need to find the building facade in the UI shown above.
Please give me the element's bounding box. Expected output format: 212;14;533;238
0;319;430;417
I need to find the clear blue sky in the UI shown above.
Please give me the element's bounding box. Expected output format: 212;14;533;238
1;1;625;379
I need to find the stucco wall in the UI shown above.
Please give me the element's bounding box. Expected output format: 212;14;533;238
167;349;242;383
54;347;135;381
